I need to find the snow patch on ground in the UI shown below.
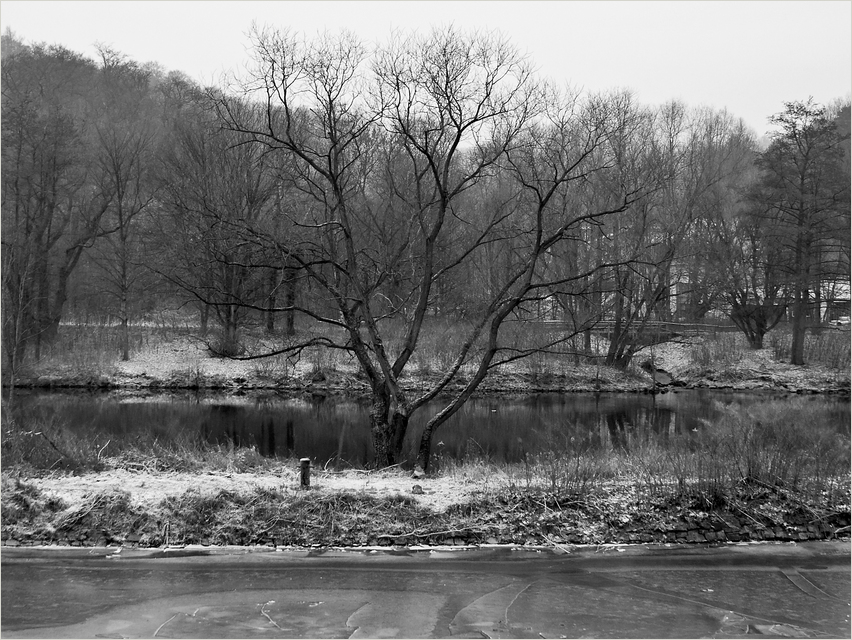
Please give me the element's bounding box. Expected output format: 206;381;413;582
22;328;850;393
30;467;488;512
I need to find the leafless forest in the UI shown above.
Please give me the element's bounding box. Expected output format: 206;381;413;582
2;27;849;466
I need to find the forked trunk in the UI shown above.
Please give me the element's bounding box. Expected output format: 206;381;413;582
747;334;764;349
391;412;409;459
370;416;396;468
417;422;434;471
368;393;410;468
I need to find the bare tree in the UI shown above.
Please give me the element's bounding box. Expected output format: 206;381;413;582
411;87;652;468
84;46;160;360
211;27;673;470
717;203;789;348
752;100;850;364
1;42;116;365
159;97;279;356
599;102;755;365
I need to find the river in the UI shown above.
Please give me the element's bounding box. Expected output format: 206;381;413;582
2;544;850;638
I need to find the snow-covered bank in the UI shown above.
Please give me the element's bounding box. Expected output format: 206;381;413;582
9;334;850;395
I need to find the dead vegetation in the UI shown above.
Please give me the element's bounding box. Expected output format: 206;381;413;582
3;400;849;550
2;328;848;549
7;324;850;394
2;468;848;549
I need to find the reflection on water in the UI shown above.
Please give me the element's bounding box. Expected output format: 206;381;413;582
6;389;850;467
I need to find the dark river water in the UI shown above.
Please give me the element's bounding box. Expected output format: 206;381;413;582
6;389;849;467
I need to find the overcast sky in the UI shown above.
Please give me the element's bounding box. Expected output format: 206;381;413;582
1;1;850;136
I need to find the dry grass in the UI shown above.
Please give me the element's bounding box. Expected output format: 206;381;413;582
8;321;849;397
3;390;849;547
772;328;852;371
3;322;849;547
4;463;848;548
4;395;847;511
689;333;746;368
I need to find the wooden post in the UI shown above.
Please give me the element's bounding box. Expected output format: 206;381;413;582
300;458;311;489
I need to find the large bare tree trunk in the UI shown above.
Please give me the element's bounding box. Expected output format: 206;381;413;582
790;222;809;366
790;287;807;365
368;390;410;467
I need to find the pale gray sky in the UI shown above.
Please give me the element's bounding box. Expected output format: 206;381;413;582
1;1;850;136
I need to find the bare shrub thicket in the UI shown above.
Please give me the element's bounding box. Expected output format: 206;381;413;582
496;398;849;510
689;332;745;368
4;396;847;512
769;329;851;371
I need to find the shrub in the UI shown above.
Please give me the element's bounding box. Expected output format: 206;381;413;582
1;409;111;471
769;328;851;370
494;397;849;510
404;318;470;375
1;405;287;475
804;330;851;370
251;355;293;381
529;434;612;495
168;360;207;388
689;333;744;368
208;330;245;358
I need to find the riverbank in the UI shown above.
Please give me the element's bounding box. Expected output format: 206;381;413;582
3;330;849;550
7;331;851;394
3;395;850;550
2;464;850;551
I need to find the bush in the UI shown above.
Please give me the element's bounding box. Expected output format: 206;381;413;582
624;398;850;506
528;434;613;495
689;333;745;368
1;405;286;475
804;330;851;370
401;317;471;375
506;397;850;511
208;329;245;358
769;328;851;370
251;354;293;381
716;399;849;495
1;409;111;471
